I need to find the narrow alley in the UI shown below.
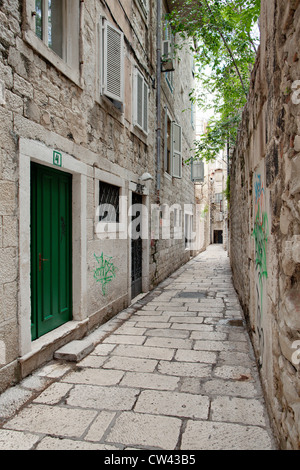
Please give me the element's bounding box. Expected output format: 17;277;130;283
0;246;277;451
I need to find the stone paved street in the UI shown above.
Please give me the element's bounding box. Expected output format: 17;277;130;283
0;246;277;450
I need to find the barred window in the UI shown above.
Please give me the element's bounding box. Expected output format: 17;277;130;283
99;182;120;223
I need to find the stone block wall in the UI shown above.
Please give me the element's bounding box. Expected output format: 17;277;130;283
230;0;300;449
0;0;196;392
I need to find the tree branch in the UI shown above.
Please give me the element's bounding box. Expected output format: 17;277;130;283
202;0;248;97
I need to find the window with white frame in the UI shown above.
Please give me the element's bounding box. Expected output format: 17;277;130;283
165;70;174;92
174;206;182;239
100;18;124;105
164;111;182;179
135;0;148;18
185;213;193;249
24;0;80;77
133;68;149;134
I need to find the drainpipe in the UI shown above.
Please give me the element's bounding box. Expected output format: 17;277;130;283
156;0;162;204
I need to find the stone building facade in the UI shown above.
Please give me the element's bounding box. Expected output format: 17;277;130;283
193;113;229;253
0;0;196;392
207;154;228;249
230;0;300;449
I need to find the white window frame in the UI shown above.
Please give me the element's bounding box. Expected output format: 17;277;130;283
133;68;149;135
99;17;124;105
94;169;126;239
184;211;194;250
173;205;182;240
165;70;174;93
23;0;81;86
134;0;148;20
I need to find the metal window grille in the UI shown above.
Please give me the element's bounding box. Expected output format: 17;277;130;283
99;182;120;223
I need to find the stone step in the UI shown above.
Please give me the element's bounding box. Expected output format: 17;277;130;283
54;339;94;363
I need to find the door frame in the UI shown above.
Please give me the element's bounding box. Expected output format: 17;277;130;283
131;191;143;300
214;230;223;244
128;182;150;303
30;162;73;340
19;138;88;356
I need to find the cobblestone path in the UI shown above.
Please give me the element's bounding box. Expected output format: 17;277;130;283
0;245;277;450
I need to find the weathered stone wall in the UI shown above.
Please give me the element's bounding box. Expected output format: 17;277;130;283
230;0;300;450
0;0;195;392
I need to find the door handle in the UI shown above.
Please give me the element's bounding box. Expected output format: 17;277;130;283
39;253;49;271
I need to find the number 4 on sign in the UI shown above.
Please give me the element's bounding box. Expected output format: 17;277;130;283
53;151;62;167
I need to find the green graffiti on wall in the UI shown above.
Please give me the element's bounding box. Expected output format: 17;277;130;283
252;173;269;365
252;205;269;286
93;253;118;296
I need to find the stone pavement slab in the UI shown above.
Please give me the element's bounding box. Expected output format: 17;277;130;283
0;246;278;450
181;421;274;450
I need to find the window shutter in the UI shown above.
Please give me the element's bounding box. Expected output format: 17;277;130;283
143;81;148;133
172;122;182;178
164;108;168;170
191;160;204;183
137;71;143;128
134;68;148;134
103;21;124;103
163;39;172;60
137;0;148;16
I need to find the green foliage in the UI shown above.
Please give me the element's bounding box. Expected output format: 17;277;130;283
224;175;231;203
168;0;261;163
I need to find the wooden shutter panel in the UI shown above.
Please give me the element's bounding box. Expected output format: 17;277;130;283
164;108;168;170
134;69;148;134
137;70;143;128
143;81;148;133
192;160;204;182
103;21;124;103
172;122;182;178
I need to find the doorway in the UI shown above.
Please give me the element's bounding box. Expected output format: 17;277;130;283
30;163;72;340
131;192;143;299
214;230;223;244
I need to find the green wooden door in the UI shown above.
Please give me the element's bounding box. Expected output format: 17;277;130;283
31;163;72;340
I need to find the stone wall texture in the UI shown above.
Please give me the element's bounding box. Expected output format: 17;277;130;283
0;0;196;392
230;0;300;450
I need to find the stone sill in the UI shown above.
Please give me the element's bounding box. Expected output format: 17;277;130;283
23;30;83;89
